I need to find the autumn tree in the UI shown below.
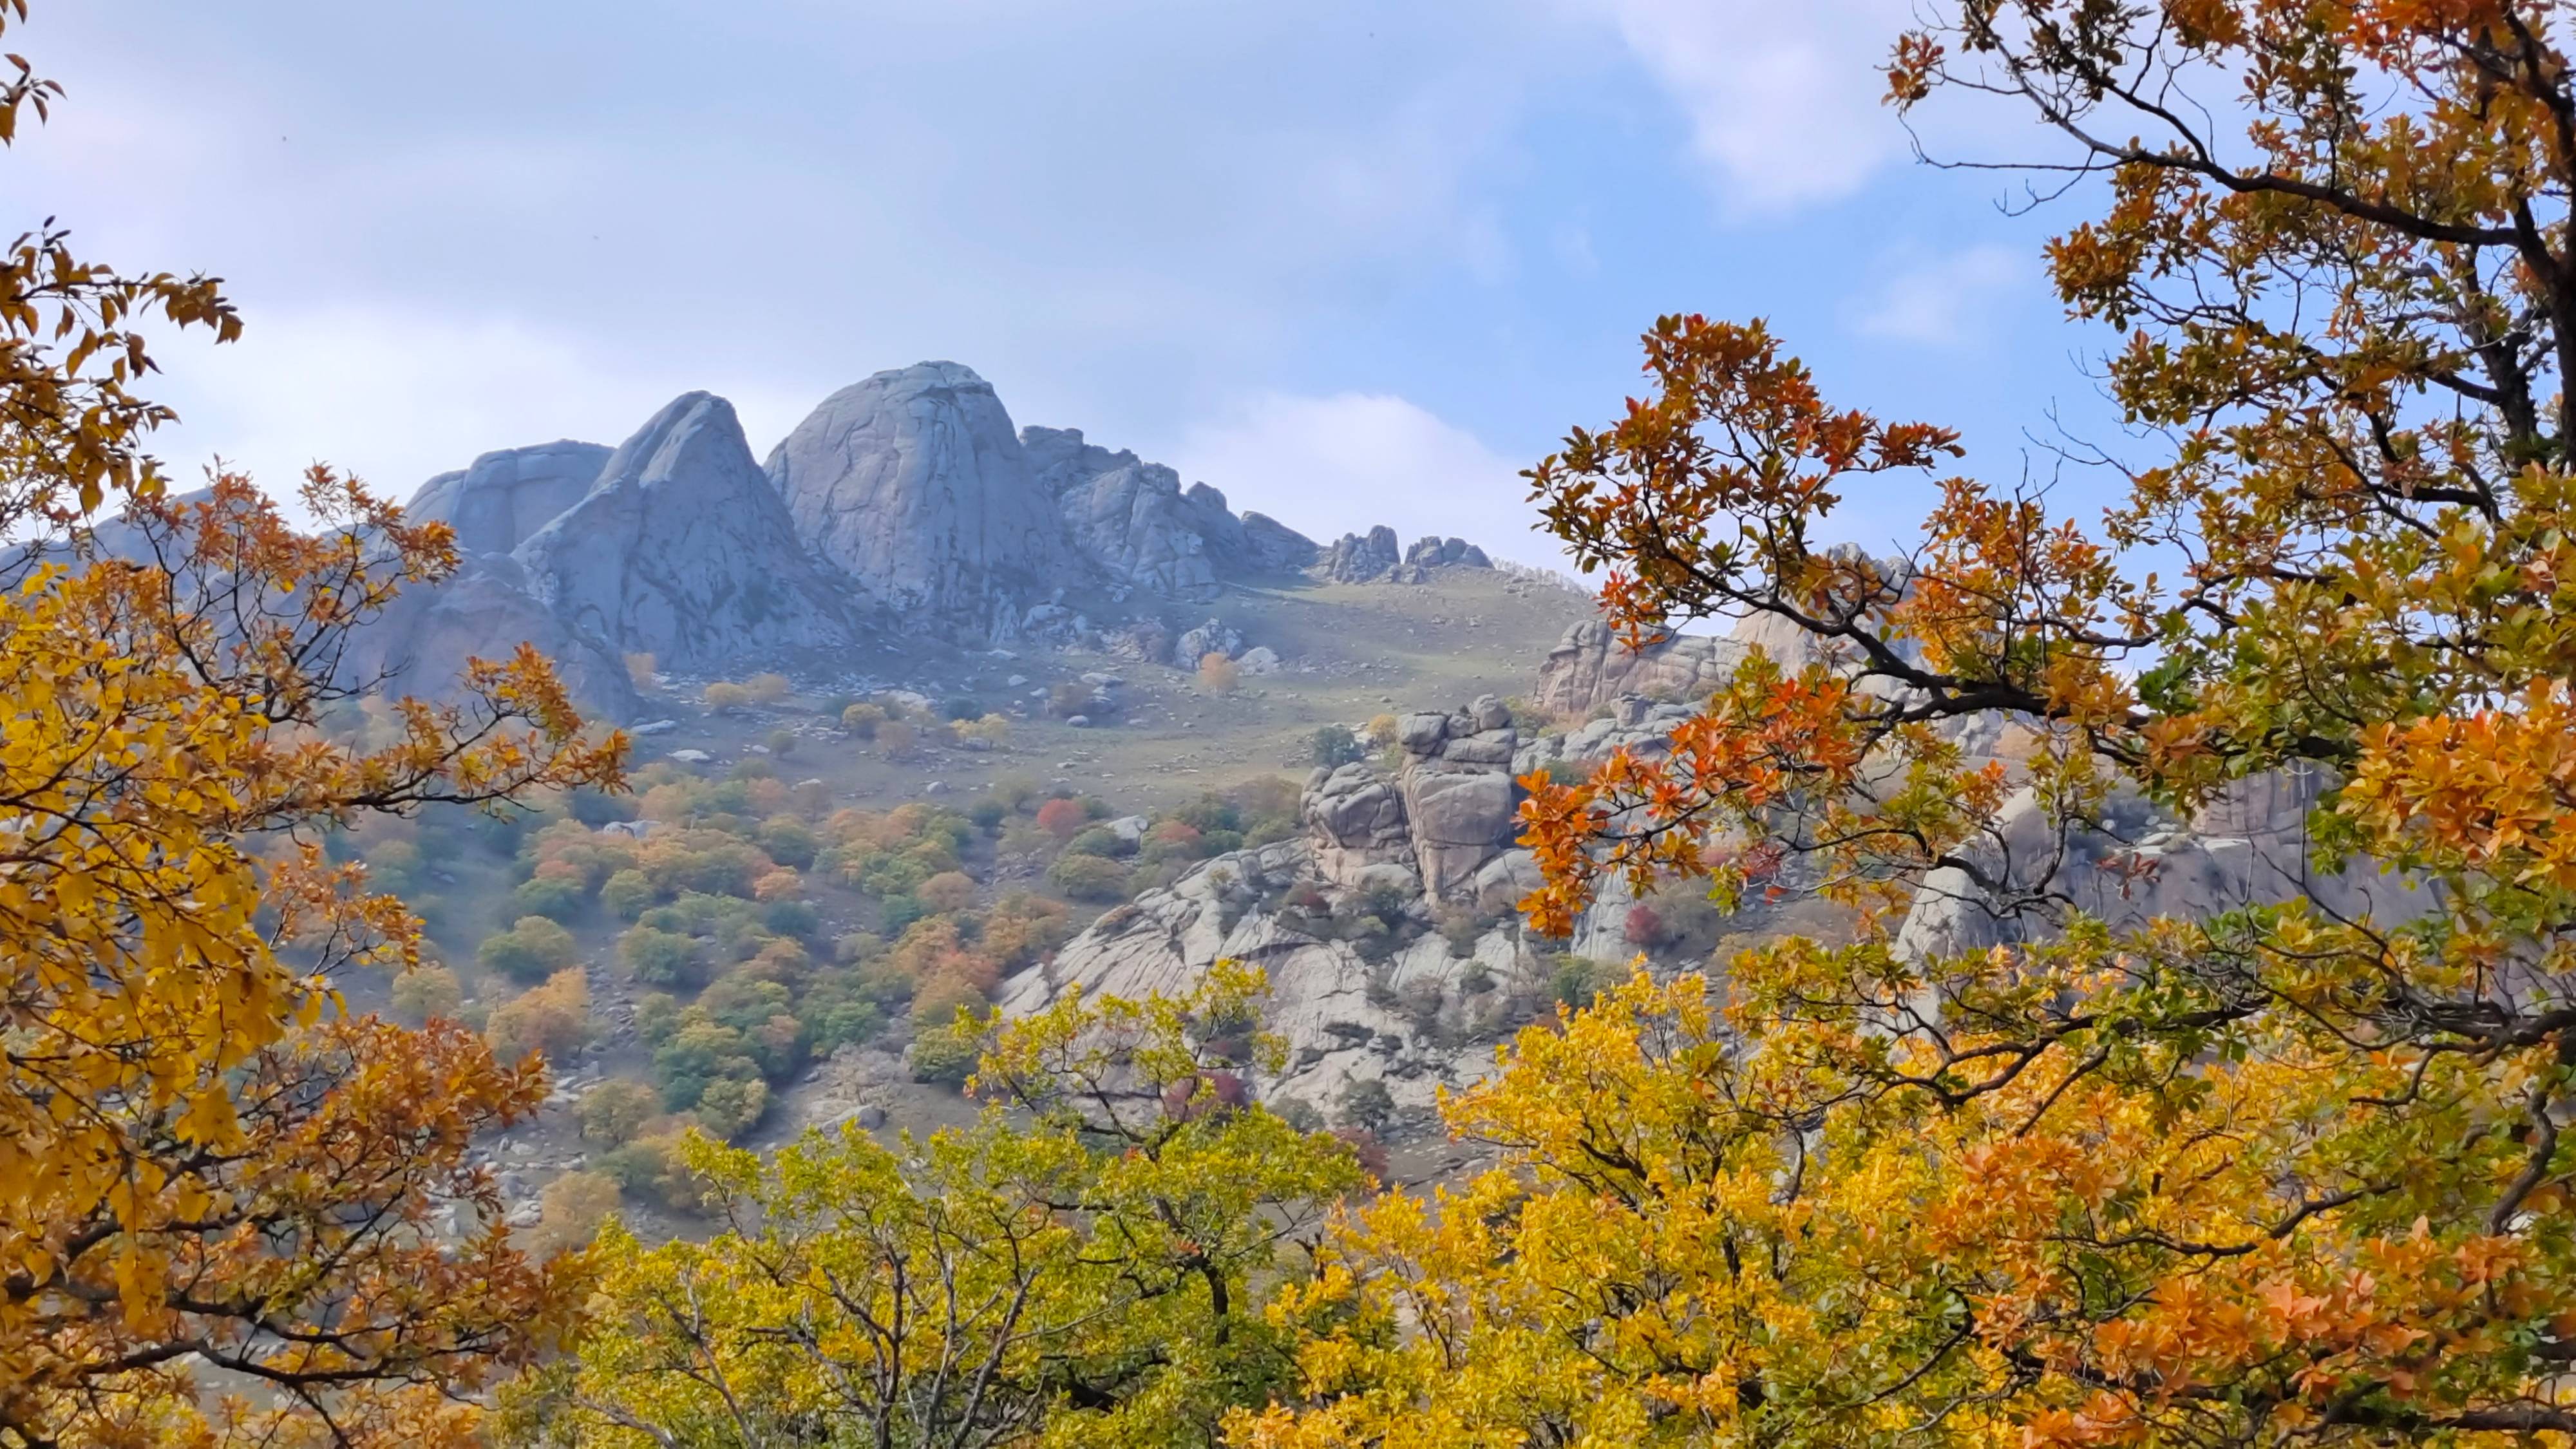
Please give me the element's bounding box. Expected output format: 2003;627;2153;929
1249;2;2576;1444
517;966;1363;1449
0;7;627;1443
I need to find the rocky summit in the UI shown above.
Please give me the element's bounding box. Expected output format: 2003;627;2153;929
518;392;866;670
406;441;612;559
764;362;1079;620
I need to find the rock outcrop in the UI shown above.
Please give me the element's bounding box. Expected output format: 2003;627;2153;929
1238;511;1320;571
1405;535;1492;570
1533;621;1746;715
518;392;864;670
406;441;611;558
1319;526;1402;583
765;363;1077;616
1023;425;1318;593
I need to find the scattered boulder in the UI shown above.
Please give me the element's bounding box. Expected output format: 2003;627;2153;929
1237;645;1282;675
1174;618;1245;666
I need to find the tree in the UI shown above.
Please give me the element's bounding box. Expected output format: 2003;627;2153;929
1310;724;1363;768
522;967;1361;1449
701;681;750;711
1255;4;2576;1443
486;967;592;1064
1035;795;1091;840
480;914;581;983
0;11;628;1438
743;671;791;705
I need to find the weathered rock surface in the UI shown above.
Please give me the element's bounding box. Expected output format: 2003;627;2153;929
766;363;1078;616
1239;511;1320;571
1302;763;1414;889
518;392;864;670
1024;426;1217;599
406;441;611;558
1392;699;1527;900
1405;535;1492;570
1173;618;1245;667
347;553;641;721
996;839;1542;1114
1319;526;1402;583
1533;621;1746;715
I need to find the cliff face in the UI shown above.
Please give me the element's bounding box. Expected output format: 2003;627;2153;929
518;392;866;670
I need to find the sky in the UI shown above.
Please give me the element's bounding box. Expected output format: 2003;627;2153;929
12;0;2136;573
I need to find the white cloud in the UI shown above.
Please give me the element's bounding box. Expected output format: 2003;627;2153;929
1846;244;2023;345
137;305;818;514
1166;392;1564;570
1566;0;1924;212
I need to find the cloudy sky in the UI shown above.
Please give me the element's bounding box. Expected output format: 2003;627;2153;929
13;0;2130;569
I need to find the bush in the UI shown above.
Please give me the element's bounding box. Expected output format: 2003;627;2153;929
1046;853;1132;903
967;799;1007;830
1365;712;1399;746
941;696;983;721
568;786;639;826
511;873;587;922
600;868;656;920
703;681;751;712
576;1078;662;1146
597;1134;703;1215
623;651;658;692
485;968;589;1063
619;925;700;988
1548;954;1616;1011
761;898;819;938
755;815;819;869
1272;1096;1326;1133
875;720;918;759
909;1016;985;1086
918;870;977;913
528;1170;622;1257
1034;797;1089;840
956;714;1011;750
1197;652;1240;694
744;672;791;705
840;701;887;737
1337;1076;1396;1133
478;916;578;983
1063;826;1130;859
763;728;797;759
1311;724;1363;768
1046;682;1096;719
390;963;463;1024
693;1076;770;1140
1622;903;1667;949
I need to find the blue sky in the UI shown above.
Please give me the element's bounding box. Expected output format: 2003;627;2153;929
14;0;2133;571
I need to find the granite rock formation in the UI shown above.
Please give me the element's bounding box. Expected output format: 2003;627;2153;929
518;392;864;670
406;441;611;558
1319;526;1402;583
766;363;1077;616
345;553;642;721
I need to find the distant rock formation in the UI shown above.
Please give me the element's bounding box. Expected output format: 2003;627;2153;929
1533;621;1746;715
765;363;1078;617
1405;535;1491;570
345;553;642;721
406;441;611;558
1024;424;1318;595
519;392;864;670
1320;526;1402;582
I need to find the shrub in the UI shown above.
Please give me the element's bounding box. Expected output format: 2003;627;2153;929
942;697;983;721
1337;1076;1396;1133
917;871;977;913
623;651;658;692
1034;797;1089;840
568;786;639;826
485;968;589;1063
692;1076;770;1140
1063;826;1130;859
576;1078;663;1146
527;1170;622;1257
967;799;1007;830
1197;652;1240;694
875;721;918;759
743;672;791;705
761;898;819;938
511;873;587;922
600;868;656;920
1046;682;1095;719
909;1014;985;1086
763;728;797;759
703;681;751;712
840;701;887;737
390;963;463;1024
1046;853;1131;903
618;925;699;988
597;1133;703;1214
1272;1097;1326;1133
989;774;1041;811
477;916;578;983
1365;712;1399;745
1311;724;1363;768
755;815;819;869
1622;902;1667;949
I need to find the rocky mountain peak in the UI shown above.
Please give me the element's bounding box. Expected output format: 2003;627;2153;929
517;391;863;670
764;362;1077;618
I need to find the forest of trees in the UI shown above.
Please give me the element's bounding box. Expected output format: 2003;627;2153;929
14;0;2576;1444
